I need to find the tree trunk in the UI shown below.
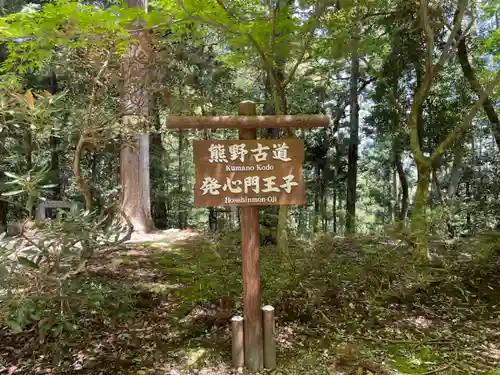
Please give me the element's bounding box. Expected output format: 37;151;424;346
456;17;500;149
394;152;409;222
201;111;217;232
120;135;153;232
313;164;320;233
411;165;431;262
50;134;61;199
91;150;98;206
119;0;154;232
0;200;7;232
262;0;287;240
25;128;34;218
151;95;167;229
261;89;280;243
321;163;327;232
270;0;293;256
391;167;398;223
333;142;341;234
333;188;337;234
403;0;497;261
414;63;426;153
466;180;472;232
432;168;456;238
26;129;32;171
345;14;360;234
447;144;465;198
0;168;7;230
178;129;186;229
48;71;61;199
297;205;305;234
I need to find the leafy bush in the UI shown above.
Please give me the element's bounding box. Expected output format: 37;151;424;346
0;209;132;337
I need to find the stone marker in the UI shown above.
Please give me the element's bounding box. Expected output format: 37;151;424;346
35;200;82;220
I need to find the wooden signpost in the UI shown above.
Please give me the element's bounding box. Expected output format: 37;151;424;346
165;101;329;372
193;138;306;207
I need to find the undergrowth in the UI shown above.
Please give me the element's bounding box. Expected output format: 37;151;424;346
161;231;500;374
0;229;499;374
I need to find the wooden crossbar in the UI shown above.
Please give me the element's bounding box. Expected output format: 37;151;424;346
165;115;330;129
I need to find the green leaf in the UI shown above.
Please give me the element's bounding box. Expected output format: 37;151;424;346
4;171;20;179
1;190;25;196
17;256;39;269
6;320;23;333
21;247;41;256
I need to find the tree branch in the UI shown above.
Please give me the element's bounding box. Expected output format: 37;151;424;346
419;0;434;71
430;72;500;165
433;0;468;76
270;0;277;63
456;17;500;149
416;0;469;108
176;0;242;37
283;0;332;88
214;0;330;92
74;136;93;211
360;56;405;116
207;0;282;100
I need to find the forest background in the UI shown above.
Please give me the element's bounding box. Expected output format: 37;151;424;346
0;0;499;374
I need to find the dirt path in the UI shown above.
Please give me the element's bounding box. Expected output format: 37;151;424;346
125;229;201;246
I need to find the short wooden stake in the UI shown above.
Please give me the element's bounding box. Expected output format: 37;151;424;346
262;305;276;370
231;316;244;369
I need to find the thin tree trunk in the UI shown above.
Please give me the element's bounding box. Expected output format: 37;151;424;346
0;200;7;232
178;129;186;229
270;0;293;257
0;171;8;230
392;167;398;223
25;129;34;218
394;152;409;222
321;163;328;232
151;95;167;229
48;71;61;199
313;164;320;233
466;180;472;232
333;142;341;234
444;144;466;234
333;187;337;234
26;130;32;171
202;104;218;232
297;205;305;234
447;144;465;198
91;151;98;206
414;63;426;153
346;11;360;234
432;168;455;237
50;135;60;199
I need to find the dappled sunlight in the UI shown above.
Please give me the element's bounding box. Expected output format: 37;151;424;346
126;229;201;245
2;232;500;374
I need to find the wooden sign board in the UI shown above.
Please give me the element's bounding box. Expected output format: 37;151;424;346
193;139;306;207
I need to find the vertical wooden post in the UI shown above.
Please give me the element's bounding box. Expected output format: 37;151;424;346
238;101;264;372
231;316;244;368
262;305;276;370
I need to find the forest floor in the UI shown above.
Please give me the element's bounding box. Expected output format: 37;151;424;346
1;229;500;375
